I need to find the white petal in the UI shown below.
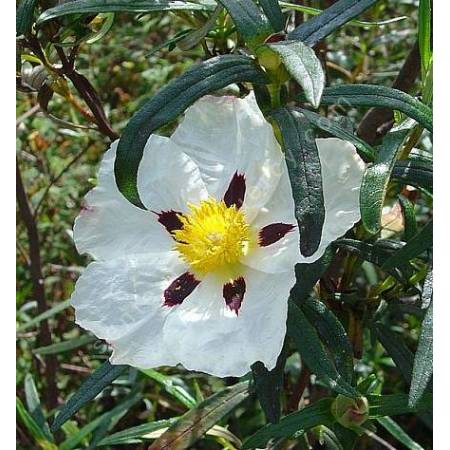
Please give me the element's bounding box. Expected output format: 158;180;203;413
71;252;186;368
171;93;283;221
162;267;294;377
245;137;365;272
137;134;208;213
74;141;173;260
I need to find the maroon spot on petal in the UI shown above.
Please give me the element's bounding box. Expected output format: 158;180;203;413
156;210;184;235
259;223;295;247
223;172;246;209
163;272;200;307
223;277;246;315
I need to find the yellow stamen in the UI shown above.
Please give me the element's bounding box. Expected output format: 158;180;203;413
174;199;256;277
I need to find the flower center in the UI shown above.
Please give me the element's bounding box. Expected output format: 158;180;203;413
173;198;255;277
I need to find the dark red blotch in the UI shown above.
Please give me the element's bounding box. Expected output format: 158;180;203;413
223;277;246;315
163;272;200;307
259;223;295;247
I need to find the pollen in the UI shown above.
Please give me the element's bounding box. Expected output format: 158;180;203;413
173;199;255;276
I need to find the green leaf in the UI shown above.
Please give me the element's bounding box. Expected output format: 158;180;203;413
409;300;433;408
24;374;53;442
288;0;378;45
311;84;433;133
418;0;432;80
374;323;413;384
299;108;376;162
399;196;418;241
251;345;287;424
302;297;354;383
51;362;128;432
421;266;433;309
268;40;325;107
17;397;57;450
97;419;179;446
377;417;425;450
115;55;268;208
242;397;334;449
17;299;71;333
392;158;433;193
382;220;432;270
360;130;409;234
288;301;358;398
258;0;284;32
271;108;325;256
140;369;196;409
148;381;249;450
33;334;96;355
59;391;142;450
37;0;213;25
290;247;335;304
367;393;432;418
217;0;273;45
16;0;38;36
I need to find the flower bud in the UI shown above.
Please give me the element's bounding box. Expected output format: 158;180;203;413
256;46;281;72
331;395;369;430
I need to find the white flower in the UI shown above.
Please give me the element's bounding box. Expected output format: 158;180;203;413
71;93;364;377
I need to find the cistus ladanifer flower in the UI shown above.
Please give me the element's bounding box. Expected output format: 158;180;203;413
71;93;364;377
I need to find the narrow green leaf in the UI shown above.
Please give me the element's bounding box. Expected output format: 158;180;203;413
360;130;409;234
33;334;96;356
377;417;425;450
17;299;71;332
24;374;53;442
258;0;284;32
16;0;39;35
399;196;418;241
382;220;432;270
37;0;213;25
421;266;432;309
288;0;378;45
251;345;287;424
288;301;358;398
299;108;376;162
368;393;432;418
409;300;433;408
17;397;56;449
268;40;325;107
290;247;335;304
59;391;142;450
148;382;249;450
271;108;325;256
97;419;178;446
217;0;273;44
374;322;413;384
392;159;433;193
418;0;432;80
51;362;128;432
140;369;196;408
115;55;268;208
302;297;354;383
242;398;334;449
312;84;433;133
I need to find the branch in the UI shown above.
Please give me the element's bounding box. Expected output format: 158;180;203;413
357;41;420;144
16;158;58;411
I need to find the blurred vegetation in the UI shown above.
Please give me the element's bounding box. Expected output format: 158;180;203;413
17;1;432;449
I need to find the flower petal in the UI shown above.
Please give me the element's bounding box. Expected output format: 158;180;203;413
162;267;294;377
171;93;283;221
71;252;186;368
137;134;208;214
244;138;365;272
73;141;172;260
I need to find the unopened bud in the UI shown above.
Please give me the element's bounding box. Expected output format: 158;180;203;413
256;46;281;72
331;395;369;430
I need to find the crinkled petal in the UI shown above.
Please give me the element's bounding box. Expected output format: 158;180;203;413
162;267;294;377
171;93;283;221
137;134;208;213
71;252;187;368
245;138;365;272
74;142;172;259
